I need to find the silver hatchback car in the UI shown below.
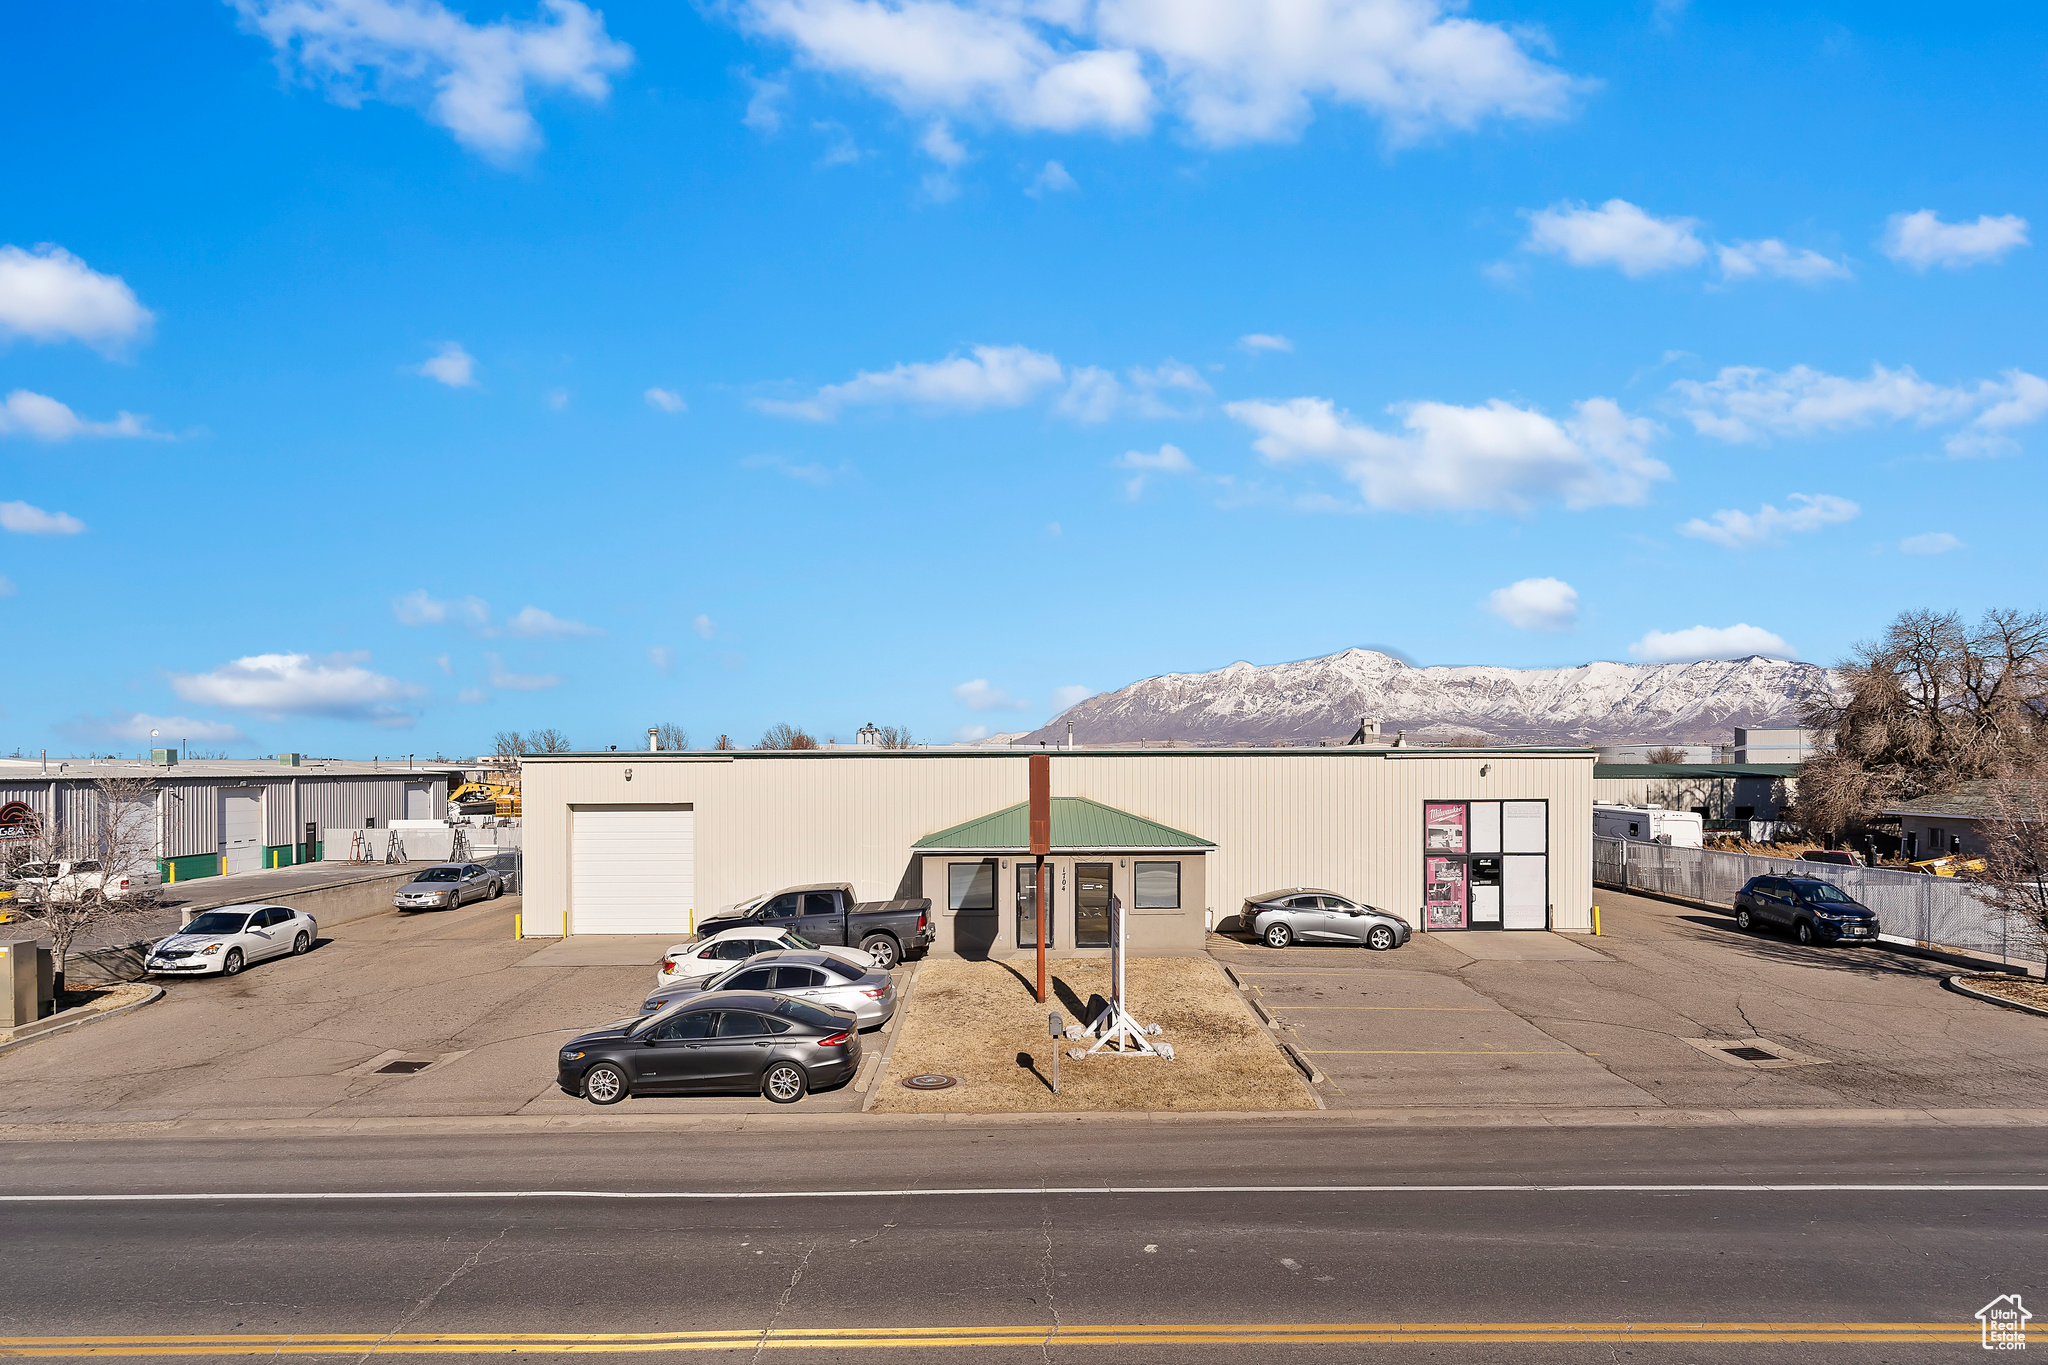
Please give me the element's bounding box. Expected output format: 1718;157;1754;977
1246;888;1411;951
640;950;897;1029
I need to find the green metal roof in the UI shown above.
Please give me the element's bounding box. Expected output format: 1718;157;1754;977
1592;763;1800;779
912;797;1214;851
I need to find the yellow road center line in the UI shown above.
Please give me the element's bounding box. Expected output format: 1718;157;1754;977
1301;1049;1584;1055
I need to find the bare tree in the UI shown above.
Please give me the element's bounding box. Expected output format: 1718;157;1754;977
11;774;161;990
755;723;820;751
492;730;528;758
873;725;916;749
1969;775;2048;956
528;728;573;753
1645;746;1689;765
714;733;735;751
652;722;689;751
1795;608;2048;837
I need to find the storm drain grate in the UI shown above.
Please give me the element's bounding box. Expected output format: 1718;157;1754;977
376;1060;434;1074
1723;1046;1778;1062
901;1073;959;1091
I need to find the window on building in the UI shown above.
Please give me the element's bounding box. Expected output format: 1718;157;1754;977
1133;861;1181;909
949;860;996;912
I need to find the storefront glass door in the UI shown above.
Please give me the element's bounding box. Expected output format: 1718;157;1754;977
1074;863;1112;948
1016;862;1052;949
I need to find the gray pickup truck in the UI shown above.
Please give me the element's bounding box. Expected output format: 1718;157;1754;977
692;882;934;970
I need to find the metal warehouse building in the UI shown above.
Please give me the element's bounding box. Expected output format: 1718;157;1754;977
519;746;1597;953
0;757;461;882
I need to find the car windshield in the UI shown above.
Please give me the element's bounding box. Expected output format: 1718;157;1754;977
771;998;844;1030
183;912;249;934
415;868;462;882
1798;883;1855;904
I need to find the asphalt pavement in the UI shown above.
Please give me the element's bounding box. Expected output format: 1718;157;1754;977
0;1124;2040;1361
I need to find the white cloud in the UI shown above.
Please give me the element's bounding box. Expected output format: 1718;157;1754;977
647;645;672;672
1716;238;1851;284
457;687;490;704
1899;531;1964;556
756;344;1063;419
954;678;1030;711
1676;493;1860;550
0;244;154;353
415;341;477;387
1238;333;1293;353
920;119;969;166
743;71;788;132
1045;521;1062;536
1523;200;1706;277
391;589;489;627
62;711;248;744
487;654;562;690
1025;159;1078;197
740;453;847;484
1672;362;2048;456
1051;684;1092;711
0;501;86;535
1628;624;1795;663
645;386;686;412
1881;209;2029;270
1055;358;1209;422
1054;366;1122;422
1485;577;1578;631
546;387;569;410
1116;442;1196;497
1226;393;1668;513
169;651;424;724
952;723;990;742
504;605;600;638
0;576;14;597
738;0;1578;148
231;0;634;163
691;613;716;639
0;390;160;442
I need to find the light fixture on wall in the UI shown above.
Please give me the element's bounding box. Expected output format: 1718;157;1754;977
624;768;633;781
1480;763;1491;777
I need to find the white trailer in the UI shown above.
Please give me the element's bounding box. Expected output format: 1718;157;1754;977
1593;803;1704;848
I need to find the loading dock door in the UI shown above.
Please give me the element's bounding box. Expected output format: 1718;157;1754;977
404;782;432;820
221;789;263;874
570;806;694;934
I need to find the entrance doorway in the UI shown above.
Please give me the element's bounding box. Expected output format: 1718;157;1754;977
1423;800;1549;930
1016;862;1052;949
1074;863;1112;948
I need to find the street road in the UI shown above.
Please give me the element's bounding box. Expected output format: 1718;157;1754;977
1;1124;2040;1361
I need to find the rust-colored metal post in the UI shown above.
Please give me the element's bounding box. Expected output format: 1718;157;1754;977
1029;753;1051;1004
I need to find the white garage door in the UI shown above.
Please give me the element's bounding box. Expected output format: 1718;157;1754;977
404;782;433;820
221;789;263;875
571;806;694;934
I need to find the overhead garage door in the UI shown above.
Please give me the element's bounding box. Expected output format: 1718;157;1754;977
221;789;263;875
571;805;694;934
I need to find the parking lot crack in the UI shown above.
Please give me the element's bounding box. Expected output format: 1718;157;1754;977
355;1223;508;1363
1037;1201;1062;1365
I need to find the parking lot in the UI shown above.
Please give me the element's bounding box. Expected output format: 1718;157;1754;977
1212;889;2048;1113
0;894;894;1124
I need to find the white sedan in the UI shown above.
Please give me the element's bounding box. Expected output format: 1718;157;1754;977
146;904;319;977
656;926;873;989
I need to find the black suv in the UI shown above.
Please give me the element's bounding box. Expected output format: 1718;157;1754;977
1733;876;1880;946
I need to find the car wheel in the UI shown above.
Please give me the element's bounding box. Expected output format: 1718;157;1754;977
489;880;503;900
1736;907;1753;931
1366;925;1396;951
858;934;899;971
221;948;244;976
292;931;311;956
763;1062;808;1104
1796;920;1815;946
1264;922;1293;949
582;1063;628;1105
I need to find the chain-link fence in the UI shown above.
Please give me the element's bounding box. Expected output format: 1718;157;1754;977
1595;834;2044;965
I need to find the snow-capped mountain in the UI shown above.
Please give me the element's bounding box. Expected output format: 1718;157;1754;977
1019;648;1838;747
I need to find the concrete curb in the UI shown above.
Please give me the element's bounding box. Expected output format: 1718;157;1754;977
6;1105;2048;1142
1208;955;1325;1110
1944;974;2048;1020
0;985;164;1056
858;958;922;1114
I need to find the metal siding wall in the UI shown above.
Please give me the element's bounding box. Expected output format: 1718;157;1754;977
163;779;219;858
520;750;1597;937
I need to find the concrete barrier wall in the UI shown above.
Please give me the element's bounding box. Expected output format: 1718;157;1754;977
67;868;424;985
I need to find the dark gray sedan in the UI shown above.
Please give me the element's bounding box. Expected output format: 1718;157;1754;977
393;862;504;911
1245;888;1411;950
559;992;860;1105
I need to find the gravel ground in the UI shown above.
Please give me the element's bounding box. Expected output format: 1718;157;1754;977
869;956;1314;1114
1961;973;2048;1011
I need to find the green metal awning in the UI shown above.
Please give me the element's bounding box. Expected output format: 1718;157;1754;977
912;797;1214;852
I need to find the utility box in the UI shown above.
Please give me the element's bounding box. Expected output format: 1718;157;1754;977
150;748;178;767
278;753;301;767
0;938;55;1027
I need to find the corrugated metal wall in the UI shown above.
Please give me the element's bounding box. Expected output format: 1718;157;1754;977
519;750;1595;937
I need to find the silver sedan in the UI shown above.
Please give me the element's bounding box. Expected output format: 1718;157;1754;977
393;862;504;911
1245;887;1411;951
640;950;897;1029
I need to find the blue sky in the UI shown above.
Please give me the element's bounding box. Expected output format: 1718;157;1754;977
2;0;2042;755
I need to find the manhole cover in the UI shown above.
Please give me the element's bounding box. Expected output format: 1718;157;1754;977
1723;1046;1778;1062
376;1060;434;1074
901;1073;959;1091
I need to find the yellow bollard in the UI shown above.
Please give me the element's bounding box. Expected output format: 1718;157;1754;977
1593;905;1603;936
513;912;522;941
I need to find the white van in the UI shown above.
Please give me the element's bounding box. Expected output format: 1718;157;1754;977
1593;804;1704;848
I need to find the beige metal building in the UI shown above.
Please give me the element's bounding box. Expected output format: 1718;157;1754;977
519;746;1596;951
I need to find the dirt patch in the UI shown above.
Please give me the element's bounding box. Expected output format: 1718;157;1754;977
1960;974;2048;1012
869;957;1314;1113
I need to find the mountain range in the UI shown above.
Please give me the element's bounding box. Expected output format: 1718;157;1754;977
1018;648;1839;748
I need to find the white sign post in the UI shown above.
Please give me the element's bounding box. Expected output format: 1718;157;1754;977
1086;893;1164;1057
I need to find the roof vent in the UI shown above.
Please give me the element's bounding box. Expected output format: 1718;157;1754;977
150;748;178;767
277;753;301;766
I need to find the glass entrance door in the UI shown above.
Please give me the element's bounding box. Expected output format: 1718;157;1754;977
1016;862;1052;949
1074;863;1112;948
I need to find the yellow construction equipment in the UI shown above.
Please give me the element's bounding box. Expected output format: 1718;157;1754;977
449;782;522;818
1909;855;1985;877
